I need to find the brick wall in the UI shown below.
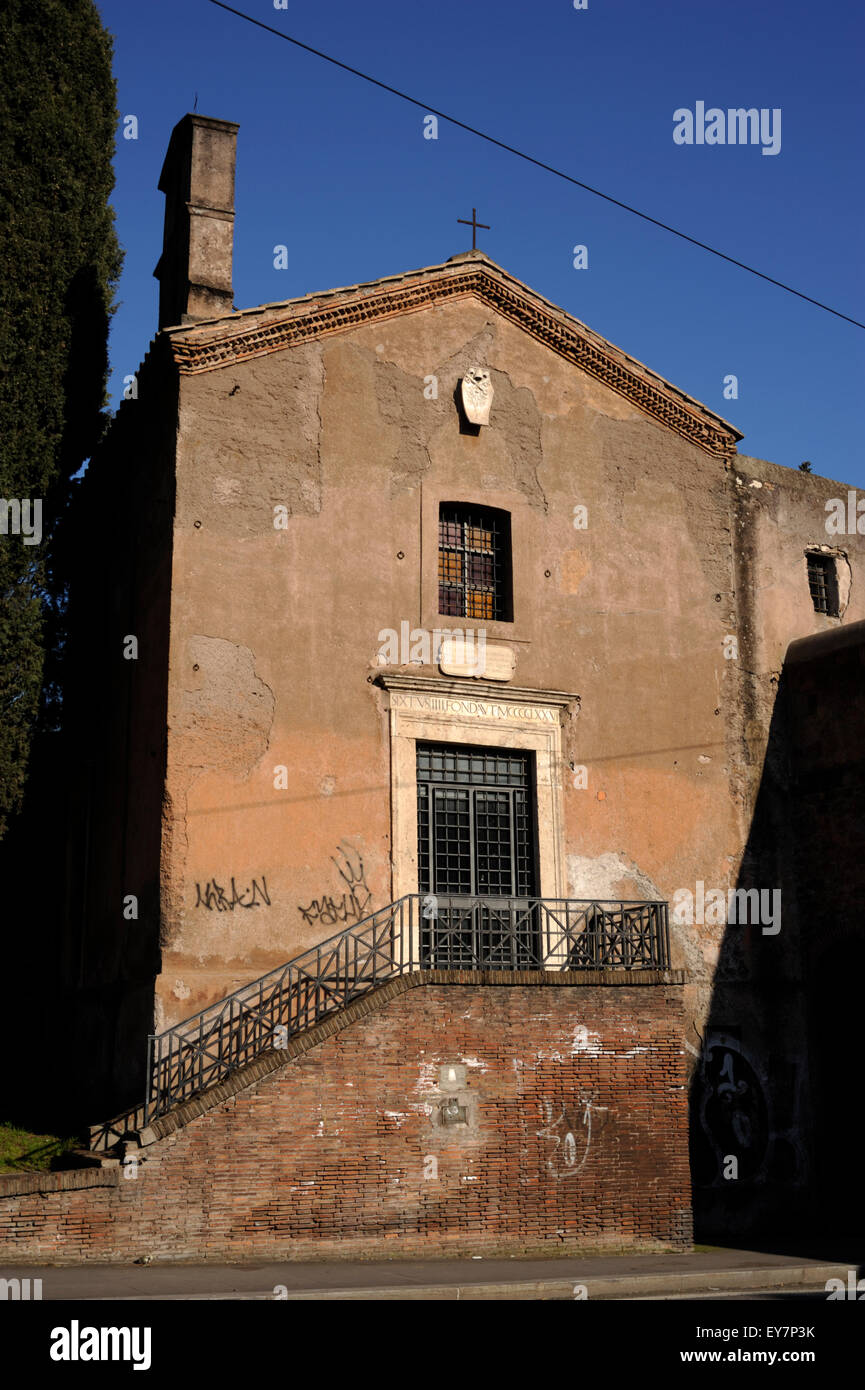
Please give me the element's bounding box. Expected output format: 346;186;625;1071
0;978;691;1263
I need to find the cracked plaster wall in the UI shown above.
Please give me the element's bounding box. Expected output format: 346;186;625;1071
154;299;865;1054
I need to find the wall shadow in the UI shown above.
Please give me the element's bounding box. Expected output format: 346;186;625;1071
0;351;177;1138
690;623;865;1261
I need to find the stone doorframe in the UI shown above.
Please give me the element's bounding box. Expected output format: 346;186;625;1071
377;674;579;905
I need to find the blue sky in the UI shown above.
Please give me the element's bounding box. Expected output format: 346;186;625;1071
100;0;864;485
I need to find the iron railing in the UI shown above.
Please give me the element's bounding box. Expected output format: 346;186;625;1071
93;894;669;1144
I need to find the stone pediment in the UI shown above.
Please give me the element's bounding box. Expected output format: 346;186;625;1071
164;251;741;459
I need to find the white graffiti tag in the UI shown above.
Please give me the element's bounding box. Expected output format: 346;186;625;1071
536;1098;595;1180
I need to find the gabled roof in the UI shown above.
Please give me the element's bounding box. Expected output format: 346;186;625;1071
164;250;742;459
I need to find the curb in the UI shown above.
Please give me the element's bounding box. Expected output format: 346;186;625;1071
97;1262;850;1301
273;1262;849;1301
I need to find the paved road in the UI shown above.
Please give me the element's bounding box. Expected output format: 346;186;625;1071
2;1247;861;1300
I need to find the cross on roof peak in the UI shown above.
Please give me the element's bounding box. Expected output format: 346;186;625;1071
457;207;491;251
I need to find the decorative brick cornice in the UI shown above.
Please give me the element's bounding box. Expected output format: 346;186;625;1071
167;257;741;459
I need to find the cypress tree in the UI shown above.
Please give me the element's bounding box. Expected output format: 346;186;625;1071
0;0;122;838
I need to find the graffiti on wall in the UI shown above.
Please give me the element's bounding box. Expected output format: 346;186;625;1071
691;1032;803;1187
194;875;271;912
298;842;372;928
537;1097;605;1180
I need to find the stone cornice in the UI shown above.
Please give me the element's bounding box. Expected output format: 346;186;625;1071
376;672;580;709
166;257;742;459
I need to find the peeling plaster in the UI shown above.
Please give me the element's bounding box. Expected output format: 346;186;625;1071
372;348;442;495
566;851;711;992
162;636;276;941
414;1060;440;1093
181;635;275;779
537;1026;653;1062
366;326;548;509
182;341;324;527
487;368;547;512
567;851;664;903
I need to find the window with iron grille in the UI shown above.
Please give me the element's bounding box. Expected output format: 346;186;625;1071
438;504;513;622
416;742;540;969
416;743;537;899
806;552;840;617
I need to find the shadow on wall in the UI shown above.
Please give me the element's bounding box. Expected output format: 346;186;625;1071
690;621;865;1258
0;730;159;1140
0;734;71;1136
0;360;175;1138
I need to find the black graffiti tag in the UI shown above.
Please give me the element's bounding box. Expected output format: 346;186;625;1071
194;876;271;912
298;843;372;927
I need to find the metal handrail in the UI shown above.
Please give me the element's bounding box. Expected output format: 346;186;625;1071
93;894;669;1144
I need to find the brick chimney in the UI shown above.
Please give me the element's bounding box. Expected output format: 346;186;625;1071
154;114;239;330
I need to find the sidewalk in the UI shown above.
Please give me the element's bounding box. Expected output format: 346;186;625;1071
3;1247;861;1300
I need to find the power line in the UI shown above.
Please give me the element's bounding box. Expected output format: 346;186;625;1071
204;0;864;331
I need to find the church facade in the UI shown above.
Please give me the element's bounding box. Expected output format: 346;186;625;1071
52;114;864;1251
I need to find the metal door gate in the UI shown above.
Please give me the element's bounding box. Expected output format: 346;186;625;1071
416;742;540;967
